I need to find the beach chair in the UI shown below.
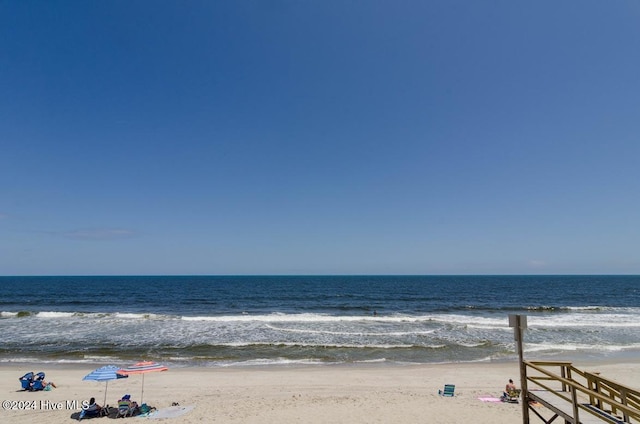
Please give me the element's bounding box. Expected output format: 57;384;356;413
80;407;108;420
19;372;34;391
117;400;137;418
31;372;46;391
503;388;521;403
78;399;107;420
31;380;45;391
438;384;456;397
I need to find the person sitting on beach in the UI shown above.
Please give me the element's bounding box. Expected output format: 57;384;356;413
117;394;139;417
78;397;102;420
32;372;56;390
118;394;138;407
502;379;518;401
43;379;57;389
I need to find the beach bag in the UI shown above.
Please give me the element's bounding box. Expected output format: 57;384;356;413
139;403;150;414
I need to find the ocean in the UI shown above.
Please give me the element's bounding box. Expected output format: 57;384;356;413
0;275;638;368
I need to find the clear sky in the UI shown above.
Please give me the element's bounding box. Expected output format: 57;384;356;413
2;1;639;276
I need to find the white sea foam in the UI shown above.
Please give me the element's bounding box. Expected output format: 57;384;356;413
218;358;328;367
181;313;429;323
82;355;122;361
425;314;507;328
186;340;432;350
354;358;388;364
265;323;435;337
6;308;640;329
525;342;640;353
2;308;639;366
114;312;156;319
528;314;640;328
35;311;75;318
0;356;43;363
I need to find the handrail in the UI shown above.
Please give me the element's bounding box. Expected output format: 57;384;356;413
524;361;640;423
583;371;640;416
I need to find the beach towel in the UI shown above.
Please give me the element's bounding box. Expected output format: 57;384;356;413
478;396;503;402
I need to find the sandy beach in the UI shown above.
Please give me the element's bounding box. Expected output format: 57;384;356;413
2;360;638;424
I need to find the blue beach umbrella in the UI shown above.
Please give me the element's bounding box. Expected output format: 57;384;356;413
82;365;128;406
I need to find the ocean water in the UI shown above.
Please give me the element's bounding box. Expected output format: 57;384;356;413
0;275;638;367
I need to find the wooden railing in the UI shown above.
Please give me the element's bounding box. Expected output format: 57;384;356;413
523;361;640;423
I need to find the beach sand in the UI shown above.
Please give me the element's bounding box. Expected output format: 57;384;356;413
2;361;638;423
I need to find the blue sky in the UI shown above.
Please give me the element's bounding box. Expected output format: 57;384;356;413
1;1;639;275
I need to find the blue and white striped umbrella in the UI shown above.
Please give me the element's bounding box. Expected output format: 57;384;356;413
82;365;128;405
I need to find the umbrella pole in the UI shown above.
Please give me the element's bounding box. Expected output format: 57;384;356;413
104;380;108;407
141;373;145;404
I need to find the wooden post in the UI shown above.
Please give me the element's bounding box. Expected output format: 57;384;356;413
571;384;580;423
585;372;600;412
510;315;530;424
620;387;629;422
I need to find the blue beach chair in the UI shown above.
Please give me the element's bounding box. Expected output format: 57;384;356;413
438;384;456;397
31;372;46;391
19;372;34;391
